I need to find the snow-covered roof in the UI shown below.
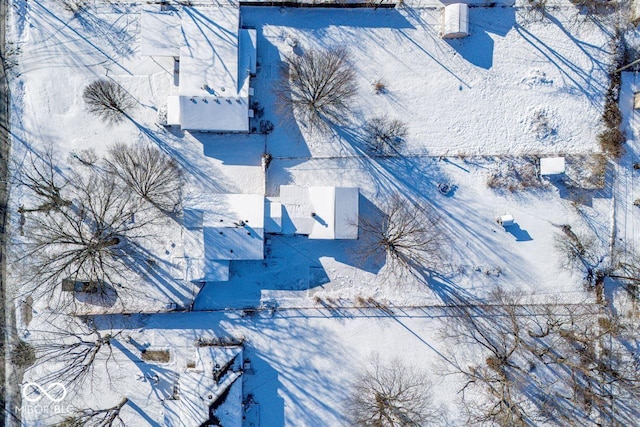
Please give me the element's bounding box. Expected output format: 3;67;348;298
141;7;256;132
187;194;265;263
238;29;257;94
334;187;359;239
140;10;183;57
204;225;263;261
265;199;282;233
540;157;565;175
167;95;181;126
163;345;243;427
179;7;239;97
278;186;359;239
177;95;250;132
442;3;469;39
202;194;264;229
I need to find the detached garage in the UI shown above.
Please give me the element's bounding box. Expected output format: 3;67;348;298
442;3;469;39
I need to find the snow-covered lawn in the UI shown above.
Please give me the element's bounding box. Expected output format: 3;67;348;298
88;311;454;427
247;5;611;158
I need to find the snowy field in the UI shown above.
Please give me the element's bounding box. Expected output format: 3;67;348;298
6;0;637;426
246;5;611;158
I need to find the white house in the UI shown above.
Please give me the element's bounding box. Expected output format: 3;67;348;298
442;3;469;39
275;186;359;239
141;7;257;132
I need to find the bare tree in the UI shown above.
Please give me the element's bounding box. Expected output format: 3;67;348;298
345;354;442;426
17;156;160;307
61;0;88;16
610;254;640;299
359;195;442;276
15;150;71;213
527;306;640;425
83;79;135;124
106;143;182;214
554;225;606;288
276;48;357;129
54;398;128;427
27;319;121;391
442;287;640;426
363;117;408;156
519;0;548;22
441;288;538;426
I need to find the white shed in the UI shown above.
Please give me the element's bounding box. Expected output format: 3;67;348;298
540;157;566;175
442;3;469;39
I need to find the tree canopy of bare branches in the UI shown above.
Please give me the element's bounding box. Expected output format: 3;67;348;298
54;398;128;427
363;117;408;156
554;224;607;290
15;149;163;308
276;47;357;129
61;0;88;15
611;254;640;299
359;195;442;276
442;288;535;426
441;288;640;426
16;150;71;213
83;79;135;124
345;355;442;427
28;319;121;390
106;143;182;213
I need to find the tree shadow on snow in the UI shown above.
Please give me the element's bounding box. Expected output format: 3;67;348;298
72;3;137;59
29;0;133;75
240;318;351;426
130;120;230;194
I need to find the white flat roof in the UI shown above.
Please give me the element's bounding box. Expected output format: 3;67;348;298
540;157;566;175
279;186;359;239
201;194;265;229
179;95;249;132
140;10;183;57
308;186;339;239
166;95;181;126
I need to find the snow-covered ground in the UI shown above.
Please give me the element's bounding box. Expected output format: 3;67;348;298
6;0;634;425
21;309;476;426
247;5;610;158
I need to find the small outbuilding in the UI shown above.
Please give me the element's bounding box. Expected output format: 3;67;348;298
497;214;514;227
540;157;566;176
442;3;469;39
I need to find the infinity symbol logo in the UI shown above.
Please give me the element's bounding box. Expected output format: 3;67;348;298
21;382;67;403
